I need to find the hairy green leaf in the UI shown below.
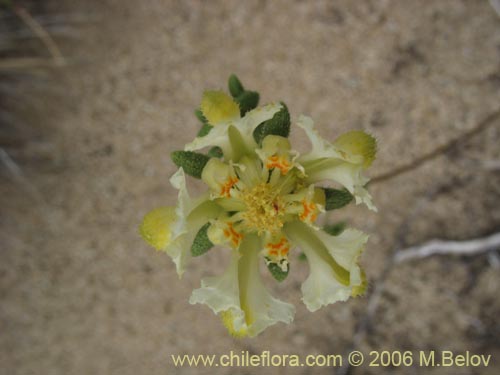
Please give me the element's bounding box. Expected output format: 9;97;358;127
235;90;259;116
171;151;210;179
228;74;245;98
267;262;289;282
253;102;290;145
323;188;354;210
191;223;214;256
323;222;347;236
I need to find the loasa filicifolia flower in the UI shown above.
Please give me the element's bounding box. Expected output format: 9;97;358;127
140;75;377;337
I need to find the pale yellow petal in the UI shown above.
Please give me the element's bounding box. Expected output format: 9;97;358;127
200;90;240;125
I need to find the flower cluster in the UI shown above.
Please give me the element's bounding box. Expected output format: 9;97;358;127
140;75;377;337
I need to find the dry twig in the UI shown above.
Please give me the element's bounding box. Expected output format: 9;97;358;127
370;108;500;185
338;177;497;375
394;232;500;263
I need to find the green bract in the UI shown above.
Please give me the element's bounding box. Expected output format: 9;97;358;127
140;75;377;337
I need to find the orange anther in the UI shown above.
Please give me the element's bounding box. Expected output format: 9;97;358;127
299;200;318;222
265;237;290;258
266;155;291;175
220;176;239;198
223;222;243;248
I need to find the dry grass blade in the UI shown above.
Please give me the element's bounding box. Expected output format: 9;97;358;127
0;57;60;70
13;6;66;66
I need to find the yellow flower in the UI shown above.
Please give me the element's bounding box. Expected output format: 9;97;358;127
140;79;377;337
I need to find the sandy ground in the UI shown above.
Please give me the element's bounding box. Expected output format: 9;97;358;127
1;1;500;374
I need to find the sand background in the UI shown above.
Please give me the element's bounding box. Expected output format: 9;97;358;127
1;1;500;374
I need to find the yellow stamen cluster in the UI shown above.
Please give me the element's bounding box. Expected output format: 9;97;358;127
241;183;285;235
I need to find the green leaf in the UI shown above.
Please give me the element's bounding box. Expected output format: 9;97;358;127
228;74;245;98
253;102;290;145
207;146;223;158
323;222;347;236
235;90;259;116
195;109;213;137
267;262;289;282
191;223;214;256
170;151;210;179
195;108;208;124
228;74;259;115
197;123;213;137
323;188;354;210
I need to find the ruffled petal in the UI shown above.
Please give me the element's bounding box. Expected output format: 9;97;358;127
239;103;283;138
295;115;345;161
304;160;376;211
185;103;282;160
353;185;377;212
237;235;295;337
165;168;221;277
189;249;245;328
312;227;368;287
296;115;377;211
284;220;367;312
185;122;234;157
189;235;294;337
